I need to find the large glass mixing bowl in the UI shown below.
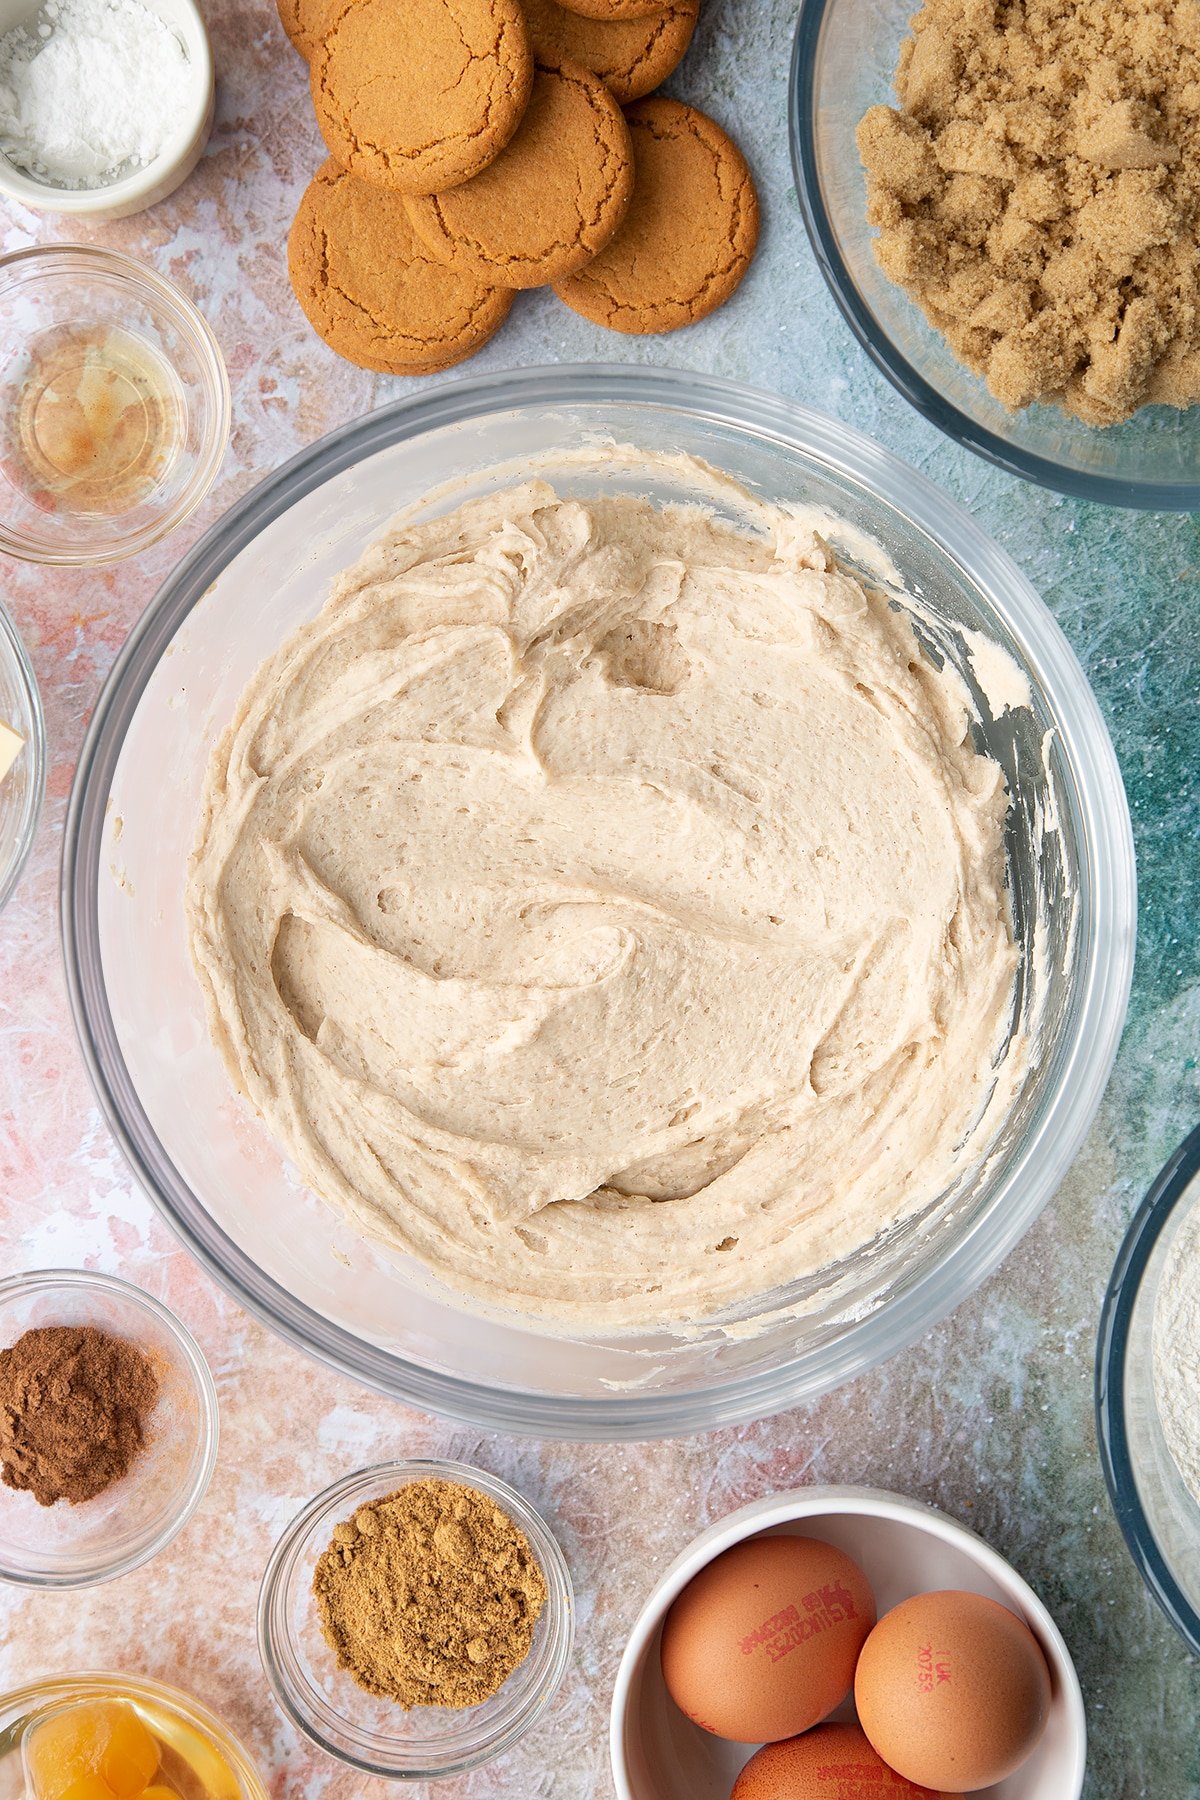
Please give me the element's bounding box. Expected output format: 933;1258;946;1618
61;366;1136;1439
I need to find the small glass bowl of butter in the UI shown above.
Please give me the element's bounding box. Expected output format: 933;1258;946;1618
0;596;44;910
0;244;229;566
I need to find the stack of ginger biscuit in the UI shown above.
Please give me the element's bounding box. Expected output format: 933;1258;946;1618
283;0;759;373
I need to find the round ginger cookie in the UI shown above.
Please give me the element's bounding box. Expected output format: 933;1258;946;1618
312;0;534;194
404;61;634;288
554;97;758;332
519;0;697;103
277;0;328;58
288;161;513;373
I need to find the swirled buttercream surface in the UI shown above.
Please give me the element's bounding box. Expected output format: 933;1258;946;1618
188;475;1021;1331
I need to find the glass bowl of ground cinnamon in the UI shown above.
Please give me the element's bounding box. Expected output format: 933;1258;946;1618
257;1458;575;1778
0;1268;218;1587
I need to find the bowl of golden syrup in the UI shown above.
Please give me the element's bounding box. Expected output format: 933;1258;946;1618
0;1673;268;1800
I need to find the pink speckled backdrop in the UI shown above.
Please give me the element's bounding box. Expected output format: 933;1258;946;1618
3;0;1200;1795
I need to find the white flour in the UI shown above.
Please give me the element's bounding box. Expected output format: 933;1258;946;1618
0;0;192;189
1152;1175;1200;1505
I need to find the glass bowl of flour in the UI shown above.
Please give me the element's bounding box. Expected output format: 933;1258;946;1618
1097;1123;1200;1652
61;365;1136;1439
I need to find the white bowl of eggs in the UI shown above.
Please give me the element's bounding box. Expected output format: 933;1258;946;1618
610;1486;1086;1800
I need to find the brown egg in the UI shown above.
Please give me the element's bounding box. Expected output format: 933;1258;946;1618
660;1534;876;1743
730;1723;965;1798
854;1589;1052;1792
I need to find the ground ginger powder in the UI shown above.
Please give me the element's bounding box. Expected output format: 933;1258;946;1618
312;1478;548;1710
857;0;1200;423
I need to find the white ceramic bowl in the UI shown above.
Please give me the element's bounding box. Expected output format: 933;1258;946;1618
0;0;213;220
610;1485;1086;1800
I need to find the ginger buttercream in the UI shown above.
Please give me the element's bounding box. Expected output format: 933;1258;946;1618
188;475;1022;1332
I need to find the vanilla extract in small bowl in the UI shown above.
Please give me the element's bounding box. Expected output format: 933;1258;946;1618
0;244;228;565
14;321;185;517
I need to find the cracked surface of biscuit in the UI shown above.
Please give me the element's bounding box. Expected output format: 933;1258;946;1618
288;161;513;371
518;0;697;104
277;0;328;59
555;96;758;332
311;0;534;194
404;60;635;288
555;0;663;23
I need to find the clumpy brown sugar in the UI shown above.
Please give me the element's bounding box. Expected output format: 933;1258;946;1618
857;0;1200;424
313;1479;548;1709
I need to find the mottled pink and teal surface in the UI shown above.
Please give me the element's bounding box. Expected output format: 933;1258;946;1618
1;0;1198;1795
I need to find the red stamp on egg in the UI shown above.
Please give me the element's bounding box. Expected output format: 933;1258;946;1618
740;1580;859;1661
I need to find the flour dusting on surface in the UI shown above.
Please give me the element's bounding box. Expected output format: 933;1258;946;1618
1154;1176;1200;1506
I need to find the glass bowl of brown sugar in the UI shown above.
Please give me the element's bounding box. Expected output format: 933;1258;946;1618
790;0;1200;508
0;1268;219;1588
258;1458;575;1779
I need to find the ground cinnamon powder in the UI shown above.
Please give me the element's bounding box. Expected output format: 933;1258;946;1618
313;1478;548;1710
858;0;1200;423
0;1324;159;1506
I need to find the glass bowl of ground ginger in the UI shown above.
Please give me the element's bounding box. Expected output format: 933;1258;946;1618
0;1269;219;1587
257;1458;575;1778
790;0;1200;508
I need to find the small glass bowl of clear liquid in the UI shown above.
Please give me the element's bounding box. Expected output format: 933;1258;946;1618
0;244;229;565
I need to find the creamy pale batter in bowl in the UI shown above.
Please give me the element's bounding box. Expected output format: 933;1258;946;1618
188;470;1022;1332
63;369;1135;1435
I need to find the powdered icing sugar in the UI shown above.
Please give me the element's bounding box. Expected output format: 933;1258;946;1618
0;0;193;189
